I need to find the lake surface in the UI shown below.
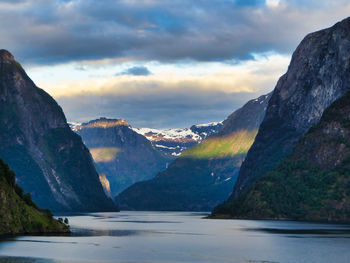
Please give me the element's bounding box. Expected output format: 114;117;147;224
1;211;350;263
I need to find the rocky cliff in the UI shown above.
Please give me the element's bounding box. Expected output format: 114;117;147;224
74;118;173;196
230;17;350;200
0;158;69;235
212;90;350;222
116;93;270;211
0;50;116;212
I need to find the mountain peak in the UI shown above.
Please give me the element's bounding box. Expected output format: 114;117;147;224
0;49;14;63
74;117;130;130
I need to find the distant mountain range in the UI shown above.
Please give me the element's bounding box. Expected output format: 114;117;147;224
0;50;116;212
133;122;223;156
116;93;271;211
71;121;223;157
72;118;223;197
73;118;173;196
212;17;350;222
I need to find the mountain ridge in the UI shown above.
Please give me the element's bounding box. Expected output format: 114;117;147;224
230;17;350;200
0;50;117;212
74;117;172;196
133;121;223;156
212;89;350;222
116;93;271;211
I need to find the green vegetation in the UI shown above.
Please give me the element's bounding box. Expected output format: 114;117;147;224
212;91;350;222
181;130;258;159
213;159;350;221
0;158;69;235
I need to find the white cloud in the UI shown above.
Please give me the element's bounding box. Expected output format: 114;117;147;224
28;53;289;99
266;0;280;8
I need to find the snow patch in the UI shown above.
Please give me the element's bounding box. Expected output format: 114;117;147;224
68;122;82;130
193;121;223;128
133;127;202;142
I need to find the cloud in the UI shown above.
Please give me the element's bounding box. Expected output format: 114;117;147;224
38;53;289;98
3;0;348;128
117;66;152;76
37;53;289;128
57;90;265;129
0;0;349;65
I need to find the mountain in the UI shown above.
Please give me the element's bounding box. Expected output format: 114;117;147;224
133;122;222;156
212;90;350;222
228;17;350;201
0;158;69;235
0;50;116;212
73;118;173;196
115;93;270;211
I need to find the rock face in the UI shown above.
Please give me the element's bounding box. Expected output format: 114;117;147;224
231;17;350;200
0;50;116;212
133;122;222;156
0;158;69;235
116;93;270;211
73;118;173;196
212;90;350;222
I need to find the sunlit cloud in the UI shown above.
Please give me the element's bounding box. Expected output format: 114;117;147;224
25;53;290;128
31;53;289;99
2;0;348;127
266;0;280;8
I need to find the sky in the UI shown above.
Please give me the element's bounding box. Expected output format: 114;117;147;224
1;0;350;128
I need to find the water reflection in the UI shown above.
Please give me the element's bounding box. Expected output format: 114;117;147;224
247;227;350;235
0;211;349;263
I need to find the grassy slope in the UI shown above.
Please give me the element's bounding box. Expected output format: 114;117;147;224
0;159;69;235
181;130;258;159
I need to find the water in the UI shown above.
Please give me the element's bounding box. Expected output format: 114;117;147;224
1;211;350;263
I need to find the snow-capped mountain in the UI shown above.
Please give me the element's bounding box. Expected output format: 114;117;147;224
133;121;223;156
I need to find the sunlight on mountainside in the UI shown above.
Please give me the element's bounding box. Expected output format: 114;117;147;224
180;130;258;159
90;147;120;162
99;174;111;197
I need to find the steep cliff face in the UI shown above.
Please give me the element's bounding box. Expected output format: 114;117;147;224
0;50;116;212
0;159;69;235
231;17;350;199
212;90;350;222
74;118;172;196
116;94;270;211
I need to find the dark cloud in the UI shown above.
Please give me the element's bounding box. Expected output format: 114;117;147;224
235;0;266;6
0;0;348;65
0;0;25;3
56;90;268;128
117;66;152;76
